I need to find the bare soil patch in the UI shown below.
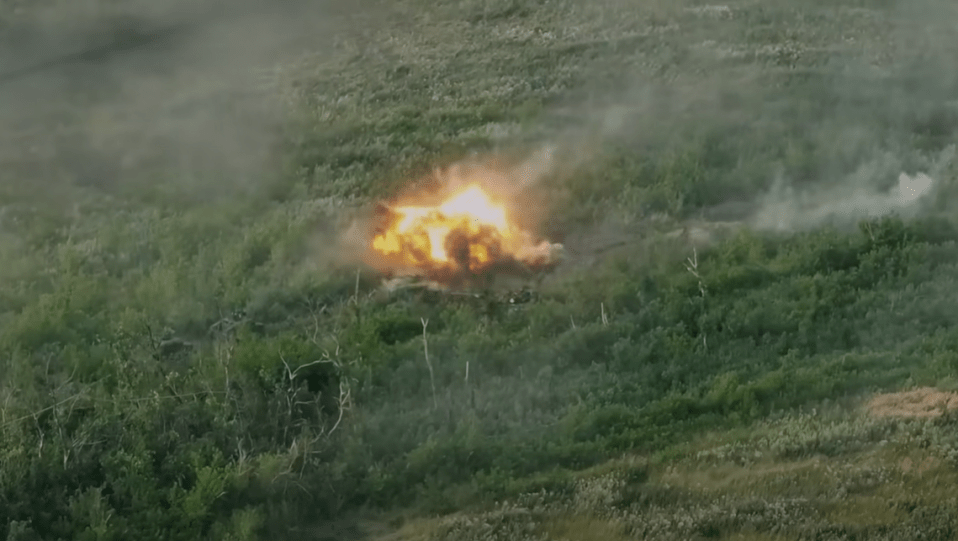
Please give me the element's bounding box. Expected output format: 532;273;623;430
865;387;958;418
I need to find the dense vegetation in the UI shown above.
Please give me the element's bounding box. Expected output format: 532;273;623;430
2;0;958;539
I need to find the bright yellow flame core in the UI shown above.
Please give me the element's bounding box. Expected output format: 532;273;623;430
372;184;523;272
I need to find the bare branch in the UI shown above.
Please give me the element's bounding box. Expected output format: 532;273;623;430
684;247;708;351
354;268;361;303
421;318;438;410
328;380;351;436
279;349;294;384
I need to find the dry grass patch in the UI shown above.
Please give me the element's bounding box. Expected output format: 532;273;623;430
865;386;958;419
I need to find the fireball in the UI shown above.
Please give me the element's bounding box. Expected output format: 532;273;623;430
368;181;561;285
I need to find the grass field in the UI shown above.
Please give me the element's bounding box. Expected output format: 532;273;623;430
2;0;958;539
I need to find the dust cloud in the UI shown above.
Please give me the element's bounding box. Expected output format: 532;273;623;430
749;0;958;231
745;0;957;232
751;163;944;233
551;0;957;234
0;0;385;205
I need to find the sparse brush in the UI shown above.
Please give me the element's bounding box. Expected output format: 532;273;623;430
5;0;958;539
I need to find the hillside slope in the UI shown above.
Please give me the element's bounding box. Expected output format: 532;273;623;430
2;0;958;540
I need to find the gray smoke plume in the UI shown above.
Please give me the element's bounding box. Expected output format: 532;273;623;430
0;0;383;205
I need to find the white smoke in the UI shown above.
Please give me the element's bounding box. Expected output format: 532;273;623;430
749;145;949;233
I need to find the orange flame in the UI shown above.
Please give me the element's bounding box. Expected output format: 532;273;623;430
370;183;558;284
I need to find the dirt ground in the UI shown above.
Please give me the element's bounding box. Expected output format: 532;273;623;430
865;386;958;418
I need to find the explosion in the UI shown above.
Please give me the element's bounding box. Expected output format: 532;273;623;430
365;160;563;287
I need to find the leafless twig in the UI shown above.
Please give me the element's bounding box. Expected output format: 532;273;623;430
354;268;361;303
685;247;708;351
422;318;438;410
328;379;351;436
